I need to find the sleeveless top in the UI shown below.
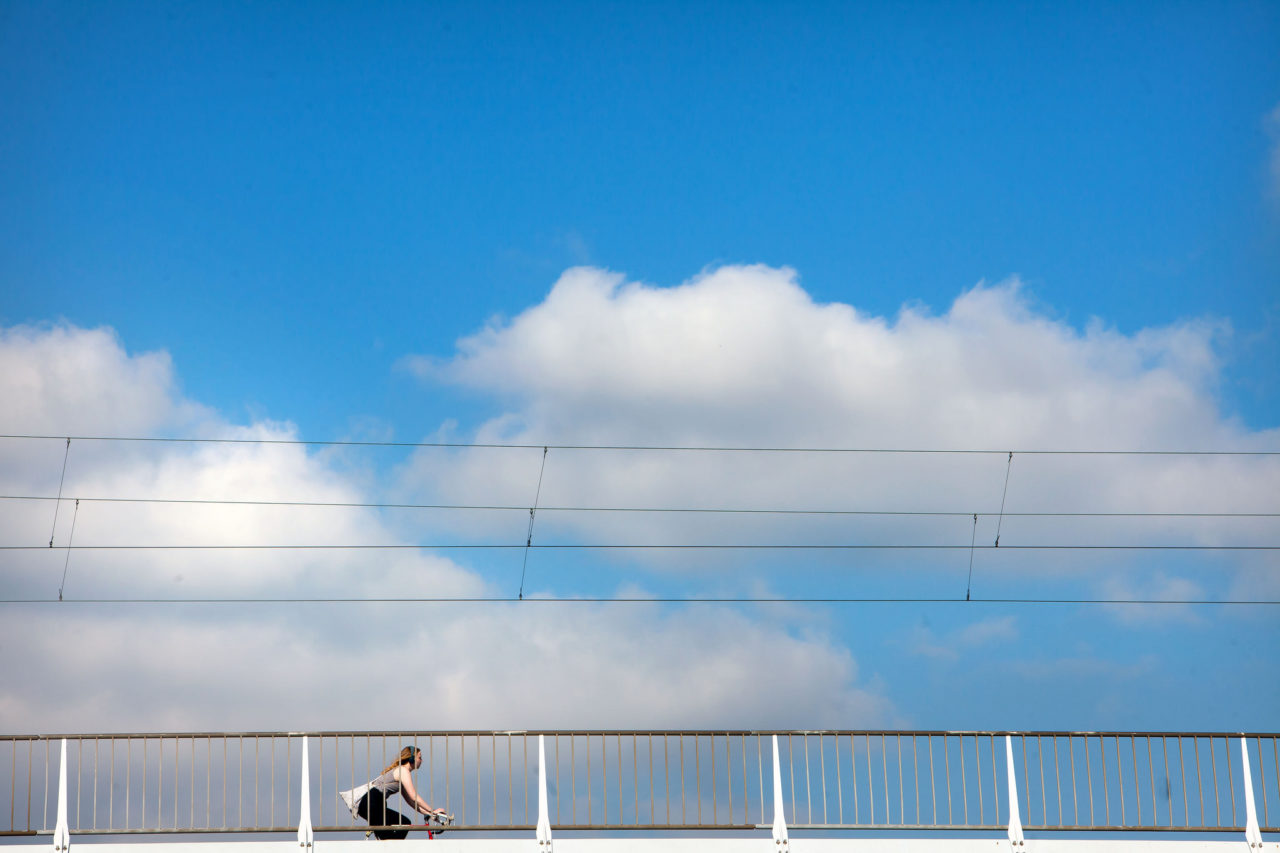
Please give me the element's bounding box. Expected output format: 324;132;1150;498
369;769;402;795
338;767;403;816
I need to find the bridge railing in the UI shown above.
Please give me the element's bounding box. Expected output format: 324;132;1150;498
1;731;1276;836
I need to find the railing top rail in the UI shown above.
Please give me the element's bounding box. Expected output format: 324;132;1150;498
3;729;1278;741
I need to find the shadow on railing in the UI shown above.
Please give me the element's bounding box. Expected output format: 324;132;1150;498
2;731;1275;839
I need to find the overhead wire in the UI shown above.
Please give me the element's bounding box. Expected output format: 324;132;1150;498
1;543;1277;551
3;434;1279;454
0;595;1275;606
1;495;1275;518
5;435;1276;610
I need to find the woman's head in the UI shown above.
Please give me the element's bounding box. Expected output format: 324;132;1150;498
383;745;421;774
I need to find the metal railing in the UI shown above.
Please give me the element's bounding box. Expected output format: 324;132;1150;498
2;731;1276;836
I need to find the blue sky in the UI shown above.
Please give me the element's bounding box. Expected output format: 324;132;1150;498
1;1;1278;734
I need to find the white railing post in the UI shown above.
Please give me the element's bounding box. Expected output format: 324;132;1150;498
1004;735;1024;847
52;739;69;852
771;735;789;849
1241;737;1263;849
297;736;314;849
536;735;553;851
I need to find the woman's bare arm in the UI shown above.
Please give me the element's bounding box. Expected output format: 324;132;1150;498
395;766;443;817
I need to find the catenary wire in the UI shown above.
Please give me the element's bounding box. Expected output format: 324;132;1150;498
1;495;1275;518
3;434;1279;454
1;543;1276;551
0;596;1275;606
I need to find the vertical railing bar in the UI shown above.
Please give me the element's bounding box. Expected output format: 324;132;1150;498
143;737;148;830
127;739;133;832
445;735;451;819
783;732;793;824
1147;736;1155;826
1210;737;1220;826
29;732;36;824
1069;735;1077;826
819;734;828;825
898;736;904;825
491;734;496;827
38;739;44;833
944;734;951;826
1225;738;1237;826
1085;735;1093;826
571;735;577;826
556;736;562;826
475;734;481;827
680;734;687;826
254;736;260;829
153;738;160;831
1039;735;1047;826
727;732;737;824
883;733;890;825
1117;735;1127;826
1258;736;1268;827
928;734;936;826
74;738;81;832
524;736;529;825
1022;735;1031;823
1178;737;1188;828
1273;738;1280;830
1131;736;1140;826
588;734;594;826
111;739;117;832
974;734;983;825
802;735;811;825
911;735;918;826
665;734;671;827
747;732;757;824
865;732;875;824
708;734;714;825
649;736;655;826
835;733;844;824
93;737;99;831
633;734;639;826
990;734;999;825
1162;736;1171;827
1050;736;1059;826
1100;735;1109;826
960;734;968;827
696;732;706;824
1194;737;1203;827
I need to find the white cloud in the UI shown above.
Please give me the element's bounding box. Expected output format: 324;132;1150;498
402;265;1279;596
0;320;893;731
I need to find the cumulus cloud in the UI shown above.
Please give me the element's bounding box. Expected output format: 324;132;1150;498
401;266;1279;600
0;321;892;731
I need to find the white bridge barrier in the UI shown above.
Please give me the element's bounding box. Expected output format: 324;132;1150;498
1;731;1275;850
